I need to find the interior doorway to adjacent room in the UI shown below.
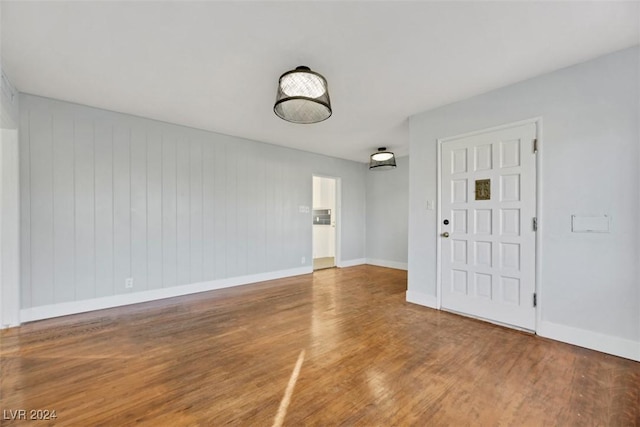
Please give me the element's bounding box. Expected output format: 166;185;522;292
312;176;337;270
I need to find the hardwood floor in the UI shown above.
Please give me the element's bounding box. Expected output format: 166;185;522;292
1;266;638;426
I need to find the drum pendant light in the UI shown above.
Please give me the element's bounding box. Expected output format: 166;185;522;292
369;147;397;170
274;66;332;124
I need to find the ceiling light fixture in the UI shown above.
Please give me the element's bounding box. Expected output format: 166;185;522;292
274;66;332;124
369;147;397;171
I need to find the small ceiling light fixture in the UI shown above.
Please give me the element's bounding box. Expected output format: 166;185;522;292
274;66;332;124
369;147;397;171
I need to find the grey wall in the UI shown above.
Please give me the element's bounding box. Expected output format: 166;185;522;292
1;66;20;328
19;94;366;310
408;47;639;352
1;66;19;129
366;155;409;267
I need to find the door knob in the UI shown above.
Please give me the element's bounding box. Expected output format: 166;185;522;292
442;232;450;238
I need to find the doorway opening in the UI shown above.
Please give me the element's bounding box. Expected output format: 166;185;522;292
312;176;337;270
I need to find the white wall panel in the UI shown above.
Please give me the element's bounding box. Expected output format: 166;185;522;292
52;113;75;303
1;129;21;327
146;127;162;290
236;146;248;276
130;125;148;292
176;135;191;286
19;94;367;312
94;121;114;297
265;155;282;271
189;139;204;283
256;155;268;273
213;142;227;279
113;125;131;294
201;141;215;281
224;145;238;278
19;106;31;308
289;161;309;267
247;154;266;275
161;134;177;288
29;107;54;306
0;70;20;325
74;119;95;301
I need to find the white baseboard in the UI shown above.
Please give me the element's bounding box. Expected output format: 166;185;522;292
366;258;408;271
20;266;313;323
538;320;640;362
406;290;438;309
0;320;20;330
337;258;366;268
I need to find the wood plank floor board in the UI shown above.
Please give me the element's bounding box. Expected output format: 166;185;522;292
1;265;638;426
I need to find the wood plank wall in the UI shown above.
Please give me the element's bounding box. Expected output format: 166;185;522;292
18;94;367;311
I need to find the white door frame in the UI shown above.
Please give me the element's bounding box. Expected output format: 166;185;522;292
436;117;543;331
311;174;341;268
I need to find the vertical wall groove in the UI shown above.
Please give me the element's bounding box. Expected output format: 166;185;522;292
188;138;191;284
174;137;177;285
159;134;164;288
51;114;56;300
145;130;149;289
128;128;132;284
92;121;96;299
72;118;76;300
111;123;115;296
201;141;204;280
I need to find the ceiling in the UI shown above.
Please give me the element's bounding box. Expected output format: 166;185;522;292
2;1;638;163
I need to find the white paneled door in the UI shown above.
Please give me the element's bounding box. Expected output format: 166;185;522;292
440;122;537;331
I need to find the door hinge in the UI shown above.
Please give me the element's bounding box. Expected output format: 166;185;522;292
533;293;537;308
533;139;538;153
533;217;538;231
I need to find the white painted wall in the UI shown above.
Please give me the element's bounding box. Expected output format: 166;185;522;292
408;46;640;360
1;68;19;130
1;129;20;328
19;94;366;320
366;155;409;270
0;63;20;328
312;176;336;259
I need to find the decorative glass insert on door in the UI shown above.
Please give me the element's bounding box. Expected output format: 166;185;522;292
313;209;331;225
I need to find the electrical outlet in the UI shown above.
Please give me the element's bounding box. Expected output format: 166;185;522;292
125;277;134;289
301;256;306;264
